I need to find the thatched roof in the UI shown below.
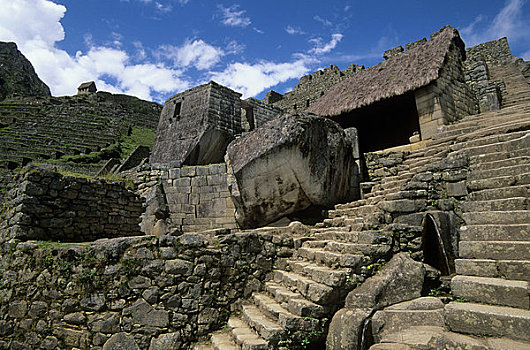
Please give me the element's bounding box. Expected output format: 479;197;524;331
78;81;96;90
307;26;465;117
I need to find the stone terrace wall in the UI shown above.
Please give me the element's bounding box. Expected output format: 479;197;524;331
266;64;364;111
136;164;238;234
0;166;143;243
0;228;296;350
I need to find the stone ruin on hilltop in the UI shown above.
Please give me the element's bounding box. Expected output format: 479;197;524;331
1;25;529;350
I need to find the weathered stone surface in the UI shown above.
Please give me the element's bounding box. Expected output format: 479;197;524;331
345;253;426;309
151;82;242;166
103;333;139;350
326;308;372;350
226;112;360;228
125;299;169;328
149;333;182;350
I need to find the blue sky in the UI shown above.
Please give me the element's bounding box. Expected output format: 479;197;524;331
0;0;529;103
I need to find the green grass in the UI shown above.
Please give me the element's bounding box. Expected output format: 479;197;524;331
120;126;156;157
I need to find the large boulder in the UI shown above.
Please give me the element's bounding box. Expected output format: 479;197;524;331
226;112;360;228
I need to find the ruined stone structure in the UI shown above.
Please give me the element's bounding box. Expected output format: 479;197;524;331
262;64;365;111
151;81;281;167
77;81;97;95
1;25;530;350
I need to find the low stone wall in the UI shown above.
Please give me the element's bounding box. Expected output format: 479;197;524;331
136;164;238;234
0;228;295;350
0;166;143;243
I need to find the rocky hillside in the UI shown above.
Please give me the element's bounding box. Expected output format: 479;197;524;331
0;42;51;101
0;42;162;196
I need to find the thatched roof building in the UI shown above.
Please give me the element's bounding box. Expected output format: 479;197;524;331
308;26;464;116
308;26;476;150
77;81;97;95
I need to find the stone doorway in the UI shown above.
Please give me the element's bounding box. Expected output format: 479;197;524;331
330;92;421;153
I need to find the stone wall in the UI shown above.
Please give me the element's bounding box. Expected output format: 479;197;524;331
464;38;509;112
415;44;475;139
264;64;364;111
364;150;468;260
0;166;144;243
466;37;512;64
241;97;281;129
151;82;243;166
136;164;238;234
0;228;296;350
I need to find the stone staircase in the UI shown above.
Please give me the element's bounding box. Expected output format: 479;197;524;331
195;62;530;349
368;62;530;349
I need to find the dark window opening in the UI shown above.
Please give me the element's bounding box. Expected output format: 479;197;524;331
174;101;182;118
330;92;421;154
306;99;310;108
241;106;255;132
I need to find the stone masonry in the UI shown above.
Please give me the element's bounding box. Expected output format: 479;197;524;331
0;166;144;242
136;164;237;233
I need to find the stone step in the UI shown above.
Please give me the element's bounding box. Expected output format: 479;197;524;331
451;275;529;309
311;230;361;243
461;197;528;212
455;259;530;281
450;129;530;153
459;224;530;241
468;163;530;181
227;317;268;350
264;281;327;318
210;331;238;350
453;132;529;158
384;189;428;201
287;260;348;287
303;240;391;259
252;293;319;333
296;247;365;268
469;147;529;165
459;241;530;260
445;302;530;341
371;325;530;350
468;184;529;201
241;304;283;346
370;297;445;343
470;155;530;172
378;199;427;214
467;172;530;191
463;210;530;225
273;270;338;305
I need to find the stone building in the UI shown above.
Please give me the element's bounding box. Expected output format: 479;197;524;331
308;26;477;152
77;81;97;94
150;81;281;167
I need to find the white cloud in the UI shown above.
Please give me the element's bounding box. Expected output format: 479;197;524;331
460;0;530;47
158;39;225;70
309;33;343;55
210;59;312;98
286;26;305;35
522;50;530;61
217;5;251;27
314;15;332;27
0;0;190;101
